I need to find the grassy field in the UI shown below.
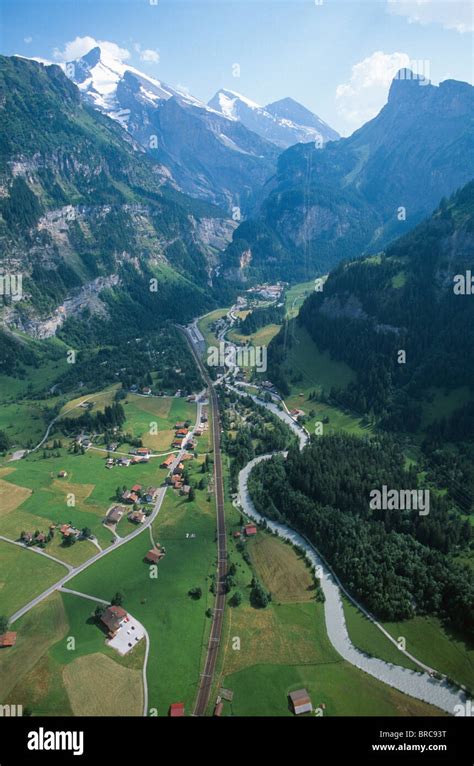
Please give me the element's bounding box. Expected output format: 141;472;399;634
63;653;143;716
210;469;440;717
285;279;316;319
0;449;166;551
227;324;281;349
66;447;216;716
341;596;419;672
0;540;65;617
1;590;146;715
248;533;315;603
383;615;474;691
0;593;68;702
59;385;120;419
221;660;443;717
198;308;229;353
120;394;195;452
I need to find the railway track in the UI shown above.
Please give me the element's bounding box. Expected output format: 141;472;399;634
180;327;228;717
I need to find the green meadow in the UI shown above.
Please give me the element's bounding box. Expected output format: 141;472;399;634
0;540;65;617
0;591;145;716
0;447;170;554
67;451;216;716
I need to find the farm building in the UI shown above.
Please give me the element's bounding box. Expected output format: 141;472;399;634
289;689;313;715
128;510;146;524
161;455;175;469
169;703;185;717
143;487;159;503
145;548;164;564
0;632;17;648
57;470;68;478
107;506;124;524
244;524;257;537
100;606;128;638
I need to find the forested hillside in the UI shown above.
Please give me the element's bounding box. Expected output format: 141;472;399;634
249;436;473;638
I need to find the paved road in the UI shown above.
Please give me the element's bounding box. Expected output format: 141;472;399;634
59;587;151;716
180;326;228;717
9;410;202;626
0;534;73;571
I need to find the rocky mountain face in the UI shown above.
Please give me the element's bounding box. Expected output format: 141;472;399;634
270;182;474;423
63;47;279;214
223;70;474;282
0;55;236;342
207;89;339;148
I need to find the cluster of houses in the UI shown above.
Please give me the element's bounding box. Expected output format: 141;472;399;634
166;460;192;495
20;522;81;547
106;485;160;526
105;447;152;469
233;523;258;540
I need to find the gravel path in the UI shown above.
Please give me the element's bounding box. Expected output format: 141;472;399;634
237;455;466;715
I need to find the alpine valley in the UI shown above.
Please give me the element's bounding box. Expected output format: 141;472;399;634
0;27;473;731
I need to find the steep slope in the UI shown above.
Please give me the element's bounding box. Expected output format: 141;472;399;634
0;55;235;344
208;89;339;148
270;182;474;430
63;47;278;214
223;71;474;282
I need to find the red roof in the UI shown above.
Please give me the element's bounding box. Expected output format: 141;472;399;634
169;703;185;717
131;484;142;492
244;524;257;536
0;632;17;647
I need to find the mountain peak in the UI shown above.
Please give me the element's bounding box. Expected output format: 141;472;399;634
388;68;432;101
81;46;102;67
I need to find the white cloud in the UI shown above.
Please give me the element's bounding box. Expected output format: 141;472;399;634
24;36;32;44
53;36;130;62
335;51;411;132
387;0;474;34
133;43;160;63
139;49;160;63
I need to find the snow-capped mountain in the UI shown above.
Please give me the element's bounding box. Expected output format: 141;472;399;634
208;89;339;148
61;47;278;213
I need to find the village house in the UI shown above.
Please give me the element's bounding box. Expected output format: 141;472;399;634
100;605;128;638
136;447;151;458
145;547;164;564
107;442;118;452
122;490;139;504
142;386;152;395
57;470;68;478
0;632;17;648
107;506;124;524
128;510;146;524
59;524;79;539
20;531;32;543
289;689;313;715
142;487;159;503
119;458;131;467
169;702;185;717
160;455;175;469
34;532;47;544
244;524;257;537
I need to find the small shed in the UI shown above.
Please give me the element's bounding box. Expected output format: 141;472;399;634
169;702;185;717
289;688;312;715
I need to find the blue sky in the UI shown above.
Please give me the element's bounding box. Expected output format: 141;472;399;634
1;0;473;135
